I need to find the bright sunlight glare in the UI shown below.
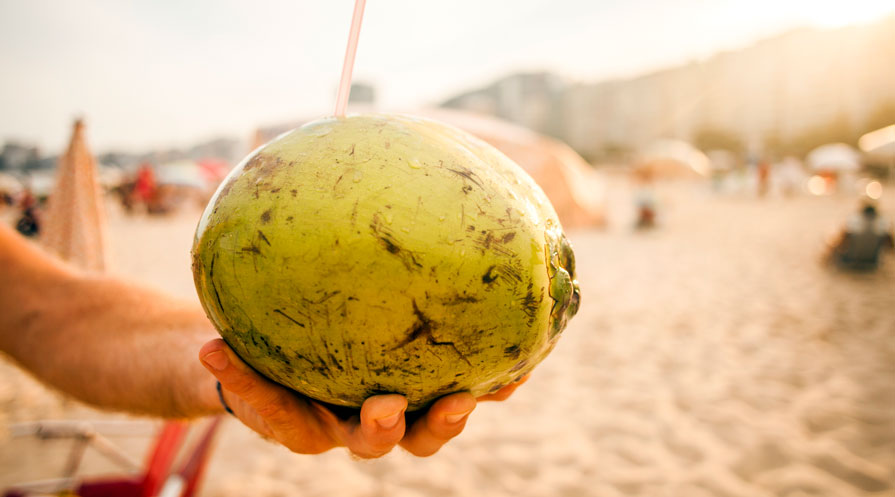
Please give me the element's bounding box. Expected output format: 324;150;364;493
865;180;883;200
802;0;895;28
808;176;828;196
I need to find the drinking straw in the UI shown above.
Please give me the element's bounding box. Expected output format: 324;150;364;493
334;0;367;117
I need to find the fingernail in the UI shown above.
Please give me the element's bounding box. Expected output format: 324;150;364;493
375;411;403;430
202;350;228;371
445;409;473;424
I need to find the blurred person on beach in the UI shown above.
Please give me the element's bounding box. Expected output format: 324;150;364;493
119;163;168;215
756;159;771;197
634;189;657;229
0;223;524;458
826;197;894;271
632;169;658;229
14;188;41;238
133;163;157;207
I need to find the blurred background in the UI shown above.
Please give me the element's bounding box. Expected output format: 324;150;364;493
1;1;894;496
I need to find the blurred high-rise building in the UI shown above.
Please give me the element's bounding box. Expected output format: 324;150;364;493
349;82;377;105
443;16;895;161
442;72;566;141
0;143;41;172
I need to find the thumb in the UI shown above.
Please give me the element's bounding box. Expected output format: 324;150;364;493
198;339;295;424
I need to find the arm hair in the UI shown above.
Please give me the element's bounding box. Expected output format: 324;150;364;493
0;224;221;418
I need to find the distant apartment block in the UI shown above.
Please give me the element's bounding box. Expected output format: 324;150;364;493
442;16;895;159
0;143;41;172
442;72;566;141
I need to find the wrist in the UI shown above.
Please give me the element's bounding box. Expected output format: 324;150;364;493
195;372;227;416
216;381;235;415
174;361;226;418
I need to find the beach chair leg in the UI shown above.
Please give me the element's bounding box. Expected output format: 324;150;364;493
176;416;224;497
76;421;188;497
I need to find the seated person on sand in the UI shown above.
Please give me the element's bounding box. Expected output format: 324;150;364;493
0;224;523;458
827;199;894;271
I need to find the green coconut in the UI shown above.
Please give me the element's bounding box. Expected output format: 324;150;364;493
192;113;579;410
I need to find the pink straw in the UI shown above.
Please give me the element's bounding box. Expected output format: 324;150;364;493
334;0;367;117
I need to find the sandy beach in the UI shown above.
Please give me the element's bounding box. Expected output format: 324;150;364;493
1;178;893;497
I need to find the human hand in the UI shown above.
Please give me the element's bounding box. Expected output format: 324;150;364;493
199;338;527;458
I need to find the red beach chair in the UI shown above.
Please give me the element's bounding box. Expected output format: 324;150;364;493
3;417;223;497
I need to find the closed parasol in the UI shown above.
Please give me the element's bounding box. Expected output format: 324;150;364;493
41;119;109;271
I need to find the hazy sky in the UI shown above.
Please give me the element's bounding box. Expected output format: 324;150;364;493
1;0;893;153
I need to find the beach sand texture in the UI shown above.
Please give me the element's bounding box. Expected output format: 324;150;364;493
1;179;893;497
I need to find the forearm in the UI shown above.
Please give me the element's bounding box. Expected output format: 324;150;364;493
0;225;223;418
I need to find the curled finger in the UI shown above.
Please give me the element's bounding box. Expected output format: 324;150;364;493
400;392;475;457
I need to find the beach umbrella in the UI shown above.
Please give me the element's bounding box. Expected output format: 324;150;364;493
420;108;607;229
41;119;109;271
859;124;895;179
806;143;861;172
859;124;895;161
634;139;710;178
196;158;229;183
